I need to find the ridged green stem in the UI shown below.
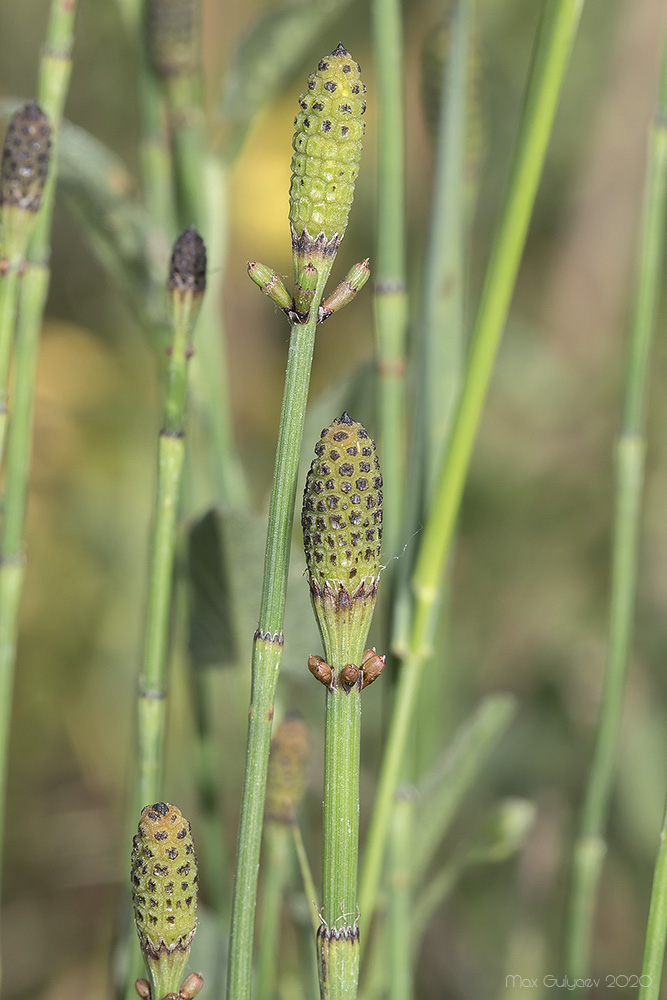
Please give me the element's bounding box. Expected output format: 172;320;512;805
226;267;331;1000
319;684;362;1000
566;30;667;985
387;790;414;1000
420;0;468;503
359;0;584;936
138;282;200;809
371;0;407;565
639;795;667;1000
256;823;292;1000
0;1;76;989
322;685;362;932
0;266;20;463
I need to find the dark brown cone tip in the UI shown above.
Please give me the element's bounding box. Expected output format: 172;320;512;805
332;42;351;57
0;102;51;211
168;225;207;295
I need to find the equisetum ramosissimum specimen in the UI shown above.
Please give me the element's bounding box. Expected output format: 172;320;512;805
131;803;201;1000
246;43;369;325
227;45;368;1000
302;413;384;1000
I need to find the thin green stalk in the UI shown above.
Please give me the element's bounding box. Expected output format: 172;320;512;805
394;1;470;785
565;29;667;982
225;294;326;1000
319;683;362;1000
359;0;584;937
420;0;468;503
371;0;407;563
387;790;414;1000
639;794;667;1000
189;160;248;510
0;268;20;462
138;228;206;809
292;823;320;935
148;2;248;510
135;0;177;243
322;685;362;931
256;823;292;1000
0;2;76;988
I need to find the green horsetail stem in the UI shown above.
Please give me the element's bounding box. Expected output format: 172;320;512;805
138;227;206;812
131;803;199;999
227;46;366;1000
0;103;52;463
256;716;311;1000
302;414;384;1000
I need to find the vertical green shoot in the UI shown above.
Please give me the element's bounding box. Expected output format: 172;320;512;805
138;226;207;810
226;46;367;1000
359;0;585;937
371;0;407;564
566;27;667;983
0;0;77;989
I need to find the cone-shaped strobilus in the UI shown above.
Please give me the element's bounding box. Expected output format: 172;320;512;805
131;803;201;1000
302;414;386;1000
247;44;369;326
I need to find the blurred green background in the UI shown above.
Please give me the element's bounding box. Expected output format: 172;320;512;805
1;0;667;997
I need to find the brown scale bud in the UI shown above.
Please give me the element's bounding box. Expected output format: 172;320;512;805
180;973;204;999
340;663;360;688
361;647;386;689
309;653;333;687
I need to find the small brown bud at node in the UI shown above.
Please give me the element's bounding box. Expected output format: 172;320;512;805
180;973;204;998
309;654;333;686
361;647;385;689
135;980;151;999
340;663;360;687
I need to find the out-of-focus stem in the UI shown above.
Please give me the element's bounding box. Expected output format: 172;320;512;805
359;0;585;939
567;28;667;984
371;0;407;564
0;1;77;988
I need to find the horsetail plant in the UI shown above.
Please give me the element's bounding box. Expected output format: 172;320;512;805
0;2;76;988
227;45;367;1000
0;102;52;462
131;802;201;1000
138;226;206;812
302;413;385;1000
